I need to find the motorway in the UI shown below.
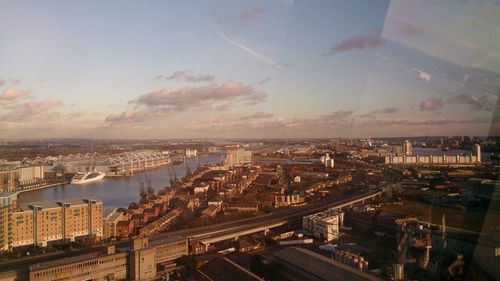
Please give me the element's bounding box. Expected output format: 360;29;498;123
0;189;382;275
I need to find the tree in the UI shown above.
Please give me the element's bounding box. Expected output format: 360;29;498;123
52;164;66;180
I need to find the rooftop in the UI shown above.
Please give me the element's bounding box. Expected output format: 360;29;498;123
19;197;102;211
29;249;125;271
274;247;383;281
197;256;263;281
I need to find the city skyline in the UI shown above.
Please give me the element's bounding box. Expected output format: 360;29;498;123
1;0;499;139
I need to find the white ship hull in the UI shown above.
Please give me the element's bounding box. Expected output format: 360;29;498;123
71;171;106;184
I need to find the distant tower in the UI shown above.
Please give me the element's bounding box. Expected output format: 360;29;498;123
403;140;413;155
473;144;481;162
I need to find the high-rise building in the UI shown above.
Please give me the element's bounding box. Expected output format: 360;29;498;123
226;148;252;167
1;197;103;250
0;167;19;192
0;192;19;251
403;140;413;155
473;144;481;162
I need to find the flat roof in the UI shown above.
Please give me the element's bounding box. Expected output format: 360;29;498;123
29;250;125;271
20;197;102;211
198;257;263;281
274;247;383;281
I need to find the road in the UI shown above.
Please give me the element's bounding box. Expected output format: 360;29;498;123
0;189;382;275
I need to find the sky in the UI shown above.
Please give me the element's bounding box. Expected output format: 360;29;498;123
1;0;499;139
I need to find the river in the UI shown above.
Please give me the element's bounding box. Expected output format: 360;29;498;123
18;153;224;209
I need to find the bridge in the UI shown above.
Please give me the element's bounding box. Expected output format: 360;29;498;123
181;190;383;252
0;189;383;277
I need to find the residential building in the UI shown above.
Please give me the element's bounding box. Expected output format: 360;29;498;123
226;148;252;167
0;192;18;251
5;197;103;249
403;140;413;155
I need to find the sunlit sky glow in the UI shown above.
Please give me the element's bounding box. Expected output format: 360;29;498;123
1;0;499;139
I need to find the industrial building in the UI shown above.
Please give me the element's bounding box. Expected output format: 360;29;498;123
303;210;344;242
274;247;383;281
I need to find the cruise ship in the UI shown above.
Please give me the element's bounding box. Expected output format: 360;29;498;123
71;171;106;184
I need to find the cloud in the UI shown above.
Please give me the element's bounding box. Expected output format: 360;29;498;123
320;110;354;122
0;100;61;122
324;35;384;55
413;68;431;81
156;70;215;83
359;107;400;117
419;98;444;111
448;94;496;111
217;30;285;69
0;78;4;86
10;79;21;85
0;88;31;101
214;6;264;25
65;112;88;119
136;80;266;110
256;77;272;86
106;80;268;123
358;117;490;127
239;6;264;22
105;109;164;123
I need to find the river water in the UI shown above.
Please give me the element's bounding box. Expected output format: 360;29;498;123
18;153;224;209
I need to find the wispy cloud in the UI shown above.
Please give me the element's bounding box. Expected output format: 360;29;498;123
324;35;384;55
448;94;497;111
217;30;284;69
0;88;31;101
213;5;265;25
419;98;444;111
0;100;61;122
413;68;431;81
155;70;215;83
359;107;400;118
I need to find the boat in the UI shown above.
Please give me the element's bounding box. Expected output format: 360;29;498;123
71;171;106;184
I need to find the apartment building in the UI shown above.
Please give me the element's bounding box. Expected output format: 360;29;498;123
3;197;103;250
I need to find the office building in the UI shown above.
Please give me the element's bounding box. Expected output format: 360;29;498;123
303;210;344;242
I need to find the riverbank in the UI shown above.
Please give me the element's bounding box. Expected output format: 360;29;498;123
15;181;69;195
18;153;223;208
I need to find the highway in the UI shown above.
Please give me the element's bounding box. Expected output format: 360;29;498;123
149;189;382;246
